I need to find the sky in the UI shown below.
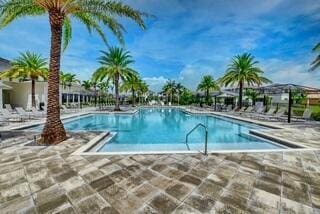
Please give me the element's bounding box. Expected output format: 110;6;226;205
0;0;319;92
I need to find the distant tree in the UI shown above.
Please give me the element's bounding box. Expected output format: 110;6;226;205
219;53;271;108
0;52;48;108
197;75;219;105
310;42;320;71
245;88;260;105
121;75;141;106
175;83;185;105
93;47;138;111
162;80;177;103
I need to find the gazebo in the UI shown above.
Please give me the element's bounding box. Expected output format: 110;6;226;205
257;84;320;123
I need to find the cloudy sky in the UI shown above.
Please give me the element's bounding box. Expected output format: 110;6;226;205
0;0;319;91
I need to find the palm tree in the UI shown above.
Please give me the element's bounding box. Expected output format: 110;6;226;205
310;42;320;71
121;75;140;106
0;0;147;144
60;72;79;105
163;80;177;103
97;81;110;105
197;75;219;105
0;52;48;108
93;47;138;111
245;88;260;106
82;80;92;90
175;83;184;105
82;80;92;104
219;53;272;108
137;80;148;105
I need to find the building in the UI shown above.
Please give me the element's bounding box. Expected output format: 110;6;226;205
0;57;96;110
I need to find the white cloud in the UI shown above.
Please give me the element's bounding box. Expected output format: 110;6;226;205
178;63;219;91
143;76;168;92
261;58;320;87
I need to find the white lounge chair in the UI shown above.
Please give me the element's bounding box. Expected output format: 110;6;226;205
1;109;26;121
15;107;34;119
32;107;46;117
5;104;14;112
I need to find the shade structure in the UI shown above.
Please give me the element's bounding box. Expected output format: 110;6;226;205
257;84;320;123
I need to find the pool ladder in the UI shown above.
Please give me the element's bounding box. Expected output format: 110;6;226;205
185;123;208;155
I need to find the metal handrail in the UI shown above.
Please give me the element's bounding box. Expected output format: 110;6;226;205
185;123;208;155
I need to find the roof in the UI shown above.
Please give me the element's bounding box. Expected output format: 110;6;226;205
257;83;320;94
0;57;11;72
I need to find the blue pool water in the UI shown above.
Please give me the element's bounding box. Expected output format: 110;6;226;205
33;108;285;152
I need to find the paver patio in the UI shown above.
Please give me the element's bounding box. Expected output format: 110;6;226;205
0;130;319;213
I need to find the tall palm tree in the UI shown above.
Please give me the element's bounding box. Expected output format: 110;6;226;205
97;81;110;105
136;80;148;105
82;80;92;91
82;80;92;104
219;53;271;108
0;52;48;108
175;83;184;105
162;80;176;103
310;42;320;71
245;88;260;106
60;72;79;105
197;75;219;105
121;74;140;106
0;0;147;144
93;47;138;111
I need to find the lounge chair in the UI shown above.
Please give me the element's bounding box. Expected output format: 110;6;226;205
15;107;34;119
5;104;14;113
1;109;27;121
257;107;286;121
292;108;313;121
32;107;46;117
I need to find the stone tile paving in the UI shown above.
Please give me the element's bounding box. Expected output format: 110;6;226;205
0;132;320;213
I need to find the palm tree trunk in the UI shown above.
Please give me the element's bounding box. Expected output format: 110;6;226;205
206;89;209;105
114;74;120;111
31;79;36;108
239;80;243;108
94;85;97;107
132;88;135;107
41;11;67;144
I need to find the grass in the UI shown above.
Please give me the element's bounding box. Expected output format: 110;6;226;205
292;104;320;120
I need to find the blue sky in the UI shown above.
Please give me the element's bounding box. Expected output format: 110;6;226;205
0;0;319;91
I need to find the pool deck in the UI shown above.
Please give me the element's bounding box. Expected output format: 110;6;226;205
0;107;320;213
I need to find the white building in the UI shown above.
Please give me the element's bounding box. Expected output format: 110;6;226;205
0;57;96;110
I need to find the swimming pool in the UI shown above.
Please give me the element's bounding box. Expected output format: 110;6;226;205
34;108;286;152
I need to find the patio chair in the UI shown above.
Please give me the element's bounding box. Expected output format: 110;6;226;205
15;107;35;119
5;104;14;112
292;108;313;121
258;107;286;121
1;109;27;122
32;107;46;117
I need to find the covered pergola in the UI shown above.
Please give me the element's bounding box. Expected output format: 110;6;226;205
257;84;320;123
0;81;12;110
212;91;237;111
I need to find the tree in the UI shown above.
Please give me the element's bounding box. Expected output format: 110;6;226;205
175;83;185;105
0;51;47;108
93;47;138;111
197;75;219;105
162;80;177;103
310;42;320;71
82;80;92;104
0;0;147;144
245;88;260;106
82;80;92;90
60;72;79;105
137;80;148;104
219;53;272;108
97;81;110;105
121;74;140;106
